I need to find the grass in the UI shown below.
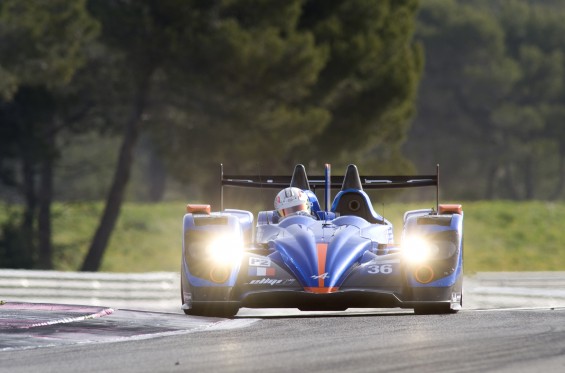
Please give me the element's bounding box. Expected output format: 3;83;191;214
50;202;183;272
459;201;565;272
384;201;565;273
2;201;565;273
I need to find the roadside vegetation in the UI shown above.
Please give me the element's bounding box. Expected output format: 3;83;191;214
386;201;565;273
3;1;565;272
2;200;562;273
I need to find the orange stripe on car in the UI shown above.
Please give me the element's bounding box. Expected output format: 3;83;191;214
304;287;339;294
316;243;328;288
304;243;340;293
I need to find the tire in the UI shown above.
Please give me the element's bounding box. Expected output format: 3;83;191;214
414;303;458;315
184;303;239;318
181;282;239;318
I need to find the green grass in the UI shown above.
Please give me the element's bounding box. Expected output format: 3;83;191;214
460;201;565;272
50;202;183;272
2;201;565;273
385;201;565;273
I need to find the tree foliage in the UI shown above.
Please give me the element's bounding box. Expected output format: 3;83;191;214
408;0;565;200
0;0;99;268
3;0;421;270
6;0;565;272
142;0;423;209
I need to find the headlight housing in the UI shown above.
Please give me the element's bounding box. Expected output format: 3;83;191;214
207;234;244;266
402;236;439;264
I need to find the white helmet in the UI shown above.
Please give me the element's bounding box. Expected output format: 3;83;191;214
274;187;312;218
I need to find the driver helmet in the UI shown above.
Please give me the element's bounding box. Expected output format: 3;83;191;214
274;187;312;218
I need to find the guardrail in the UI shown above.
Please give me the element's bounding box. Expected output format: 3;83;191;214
0;269;180;312
465;272;565;309
1;270;564;311
469;271;565;288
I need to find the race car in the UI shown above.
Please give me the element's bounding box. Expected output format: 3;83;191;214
181;164;463;317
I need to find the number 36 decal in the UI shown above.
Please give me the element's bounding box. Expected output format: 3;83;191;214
368;264;393;274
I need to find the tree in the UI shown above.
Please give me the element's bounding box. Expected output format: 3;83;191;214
155;0;421;192
0;0;423;271
0;0;99;268
407;0;565;200
299;0;422;172
497;1;565;199
80;0;170;271
79;0;423;270
79;0;332;270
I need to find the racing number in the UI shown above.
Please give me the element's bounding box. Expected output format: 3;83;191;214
368;264;393;274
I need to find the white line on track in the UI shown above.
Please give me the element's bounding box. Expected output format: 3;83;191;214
473;306;565;312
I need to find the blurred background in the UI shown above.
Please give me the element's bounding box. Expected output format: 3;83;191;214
1;0;564;273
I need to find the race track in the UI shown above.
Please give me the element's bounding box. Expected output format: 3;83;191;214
1;306;565;372
2;273;565;372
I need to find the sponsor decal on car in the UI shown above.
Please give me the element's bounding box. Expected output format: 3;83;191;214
311;272;330;280
247;278;296;286
248;267;275;277
249;257;271;267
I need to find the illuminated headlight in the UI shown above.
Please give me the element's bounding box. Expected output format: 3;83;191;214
402;236;439;264
207;234;244;265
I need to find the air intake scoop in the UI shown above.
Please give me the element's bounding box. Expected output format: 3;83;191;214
290;164;310;190
341;164;363;191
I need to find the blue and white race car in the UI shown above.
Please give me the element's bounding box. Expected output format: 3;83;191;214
181;164;464;317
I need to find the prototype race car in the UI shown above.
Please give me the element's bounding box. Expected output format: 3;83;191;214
181;164;464;317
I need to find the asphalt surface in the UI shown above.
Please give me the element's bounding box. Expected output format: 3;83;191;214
1;304;565;373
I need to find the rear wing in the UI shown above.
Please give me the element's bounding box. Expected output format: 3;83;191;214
219;164;440;213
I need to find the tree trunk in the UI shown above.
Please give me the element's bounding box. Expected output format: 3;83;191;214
523;155;535;200
503;164;520;200
551;144;565;200
484;162;497;200
81;76;151;272
20;142;37;268
37;121;55;269
141;134;167;202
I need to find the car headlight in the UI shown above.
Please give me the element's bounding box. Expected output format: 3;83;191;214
207;234;244;266
402;236;439;264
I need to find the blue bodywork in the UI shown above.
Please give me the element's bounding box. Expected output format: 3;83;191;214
181;164;464;316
